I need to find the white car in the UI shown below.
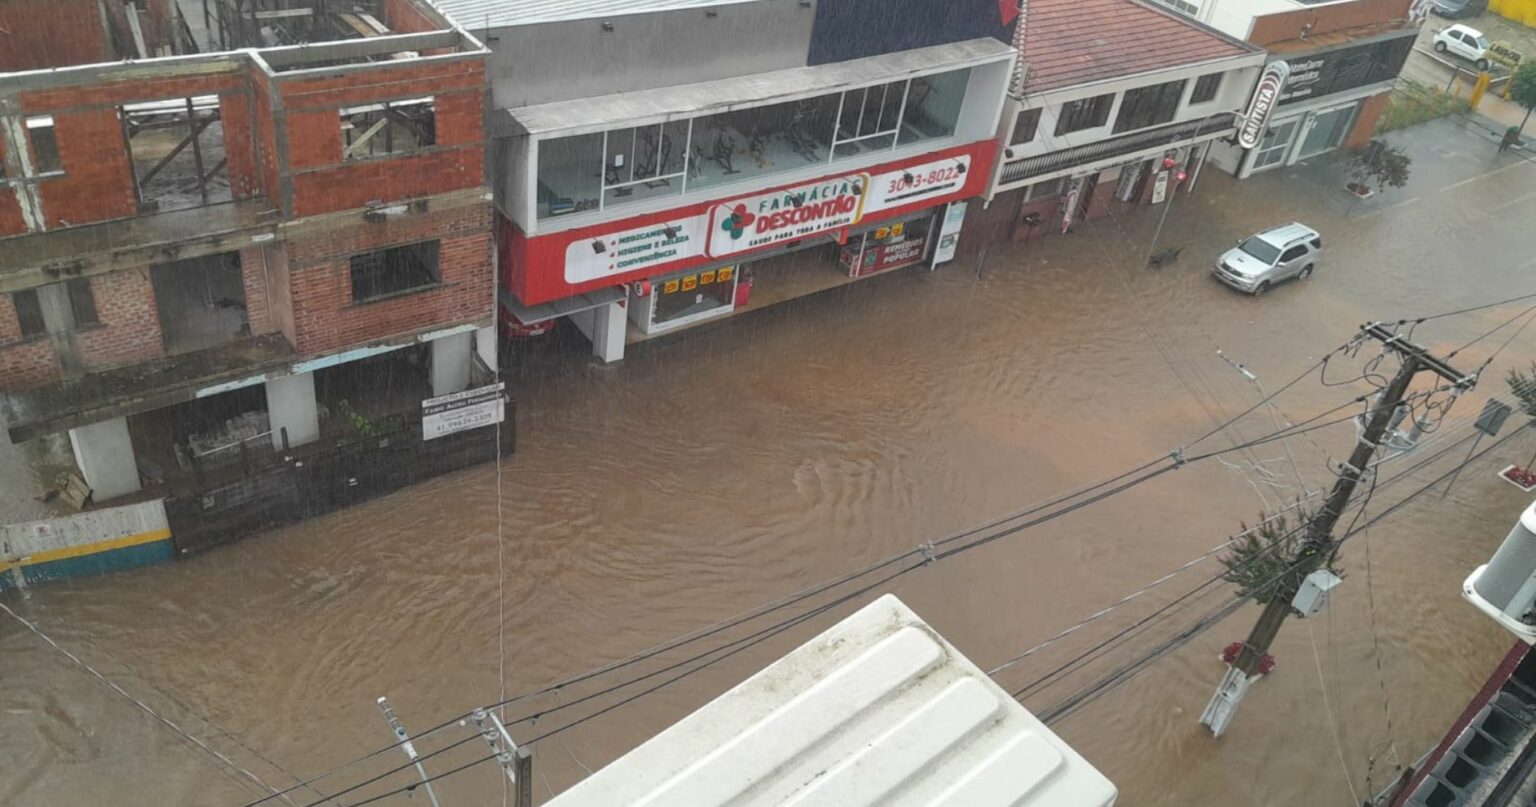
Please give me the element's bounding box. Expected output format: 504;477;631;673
1434;24;1492;70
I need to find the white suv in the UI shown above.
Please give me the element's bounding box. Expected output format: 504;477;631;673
1214;223;1322;295
1434;24;1492;70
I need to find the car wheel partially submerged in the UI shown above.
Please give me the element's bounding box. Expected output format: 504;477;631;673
1254;281;1271;296
1300;265;1314;280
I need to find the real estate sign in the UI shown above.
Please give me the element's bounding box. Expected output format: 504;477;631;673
422;382;505;441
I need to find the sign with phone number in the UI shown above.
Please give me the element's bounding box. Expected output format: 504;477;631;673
866;155;972;213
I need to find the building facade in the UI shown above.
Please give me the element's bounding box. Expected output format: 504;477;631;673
1198;0;1420;176
0;0;502;528
985;0;1266;240
444;0;1017;362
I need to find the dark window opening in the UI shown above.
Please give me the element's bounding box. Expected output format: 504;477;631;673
12;289;45;339
1114;80;1187;134
1055;94;1113;136
123;97;232;213
27;117;61;174
1011;108;1042;145
67;278;98;327
150;252;250;355
341;98;436;161
350;241;441;302
1191;73;1223;105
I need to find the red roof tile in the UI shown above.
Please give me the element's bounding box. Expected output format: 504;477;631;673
1020;0;1256;94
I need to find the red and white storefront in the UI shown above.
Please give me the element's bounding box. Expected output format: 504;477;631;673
493;39;1015;361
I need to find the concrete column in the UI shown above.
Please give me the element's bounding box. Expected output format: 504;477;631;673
473;325;497;375
69;417;140;501
430;331;473;395
589;301;626;364
266;372;319;450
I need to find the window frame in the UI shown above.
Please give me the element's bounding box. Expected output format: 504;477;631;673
1011;108;1042;146
11;289;45;340
1190;73;1223;105
340;97;436;162
348;240;443;303
1054;94;1114;137
1113;80;1188;135
66;278;98;327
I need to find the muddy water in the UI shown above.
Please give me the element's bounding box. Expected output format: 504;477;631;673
5;121;1536;806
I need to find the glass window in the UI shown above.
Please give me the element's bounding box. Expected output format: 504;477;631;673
12;289;44;339
1114;80;1187;134
26;117;60;174
1011;108;1041;145
1054;94;1113;136
537;132;603;219
67;278;98;327
898;68;970;147
1280;245;1307;262
834;81;905;160
1239;237;1282;264
690;96;838;191
1191;73;1222;105
603;120;690;210
349;241;441;302
340;98;435;161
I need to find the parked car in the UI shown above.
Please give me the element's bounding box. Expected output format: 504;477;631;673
1431;0;1488;20
1213;223;1322;295
1434;23;1493;70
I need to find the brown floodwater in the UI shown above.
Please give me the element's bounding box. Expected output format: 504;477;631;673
4;119;1536;806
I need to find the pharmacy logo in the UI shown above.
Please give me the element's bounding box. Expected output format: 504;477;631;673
720;204;755;240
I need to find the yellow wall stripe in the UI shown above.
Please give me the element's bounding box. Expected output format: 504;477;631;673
16;528;172;568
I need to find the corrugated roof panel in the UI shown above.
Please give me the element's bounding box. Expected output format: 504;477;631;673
546;594;1118;807
432;0;770;30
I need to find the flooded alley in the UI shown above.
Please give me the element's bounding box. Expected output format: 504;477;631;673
5;116;1536;807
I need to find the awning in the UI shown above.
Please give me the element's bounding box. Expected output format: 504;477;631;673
501;38;1016;138
500;285;626;325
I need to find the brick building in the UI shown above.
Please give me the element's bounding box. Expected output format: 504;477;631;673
0;0;498;507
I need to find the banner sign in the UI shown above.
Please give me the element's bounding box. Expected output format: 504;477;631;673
866;155;972;213
931;200;968;268
565;216;708;284
422;383;505;441
707;174;868;256
1060;176;1084;234
1239;61;1291;150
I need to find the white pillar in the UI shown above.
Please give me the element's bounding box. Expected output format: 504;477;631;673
431;331;473;395
266;372;319;450
69;417;140;501
589;301;626;364
474;324;497;375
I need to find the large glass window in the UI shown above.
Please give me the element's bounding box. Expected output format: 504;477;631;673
1113;80;1187;134
898;68;970;147
1055;94;1113;136
833;81;905;161
603;120;690;209
537;132;603;219
1011;108;1041;146
689;96;839;191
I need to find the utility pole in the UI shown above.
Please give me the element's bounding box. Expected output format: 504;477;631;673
1202;323;1474;737
468;707;533;807
376;696;441;807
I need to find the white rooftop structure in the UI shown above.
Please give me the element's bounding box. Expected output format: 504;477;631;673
432;0;768;30
547;594;1118;807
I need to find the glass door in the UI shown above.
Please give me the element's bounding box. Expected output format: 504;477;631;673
1251;118;1300;171
1296;104;1358;160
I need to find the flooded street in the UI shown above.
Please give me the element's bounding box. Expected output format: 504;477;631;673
5;118;1536;806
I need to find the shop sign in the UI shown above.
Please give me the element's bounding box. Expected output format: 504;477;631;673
708;174;869;257
1276;31;1415;106
565;216;709;284
422;382;505;441
1239;61;1290;150
1490;42;1523;70
1060;176;1084;234
865;155;973;213
931;200;967;267
1151;170;1171;205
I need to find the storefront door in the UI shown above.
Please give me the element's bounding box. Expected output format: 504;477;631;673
1251;118;1300;172
1296;104;1358;161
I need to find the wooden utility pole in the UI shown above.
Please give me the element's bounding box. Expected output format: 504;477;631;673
1202;323;1474;737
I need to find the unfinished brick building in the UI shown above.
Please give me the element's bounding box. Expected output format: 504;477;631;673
0;0;500;520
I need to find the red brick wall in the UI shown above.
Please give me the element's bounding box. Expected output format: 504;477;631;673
35;109;139;227
384;0;440;33
250;69;283;209
1345;92;1390;149
1249;0;1412;47
285;204;492;354
0;138;26;236
221;93;262;201
72;269;166;371
0;0;109;71
240;246;277;336
1083;175;1122;222
279;59;486;217
0;294;61;390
